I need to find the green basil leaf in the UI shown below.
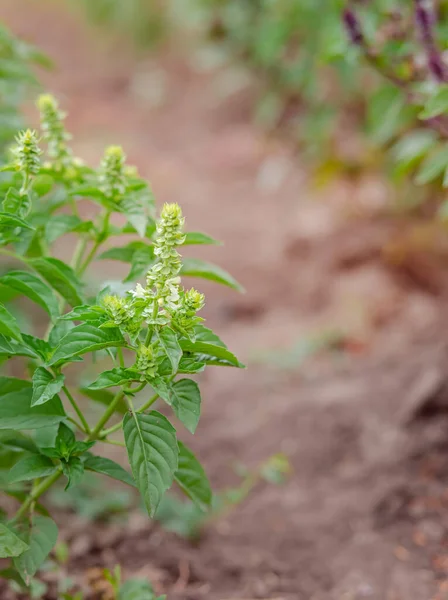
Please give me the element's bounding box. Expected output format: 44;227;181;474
61;456;84;490
72;440;96;456
0;211;34;231
14;516;58;584
99;247;136;262
123;410;178;517
118;579;157;600
49;324;125;366
167;379;201;434
98;241;149;263
149;376;171;402
420;85;448;119
83;453;136;487
31;174;54;197
0;303;22;341
181;258;243;291
0;524;29;559
0;431;39;454
87;368;140;390
0;335;37;359
366;85;408;145
53;423;76;460
175;441;212;511
59;305;107;322
39;447;64;460
47;319;74;348
8;455;57;483
44;215;93;244
0;271;59;320
157;327;182;374
183;232;221;246
28;257;84;307
21;334;52;360
391;130;438;173
120;185;154;239
0;377;66;430
3;188;31;219
158;356;205;376
124;245;155;282
176;357;205;374
121;197;148;238
179;339;243;368
0;335;15;356
33;425;59;450
31;367;65;407
69;185;106;200
415;146;448;185
194;324;227;347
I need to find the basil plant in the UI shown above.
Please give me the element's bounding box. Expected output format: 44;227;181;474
0;94;243;589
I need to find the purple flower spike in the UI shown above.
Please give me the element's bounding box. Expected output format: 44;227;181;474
428;51;447;81
343;9;364;45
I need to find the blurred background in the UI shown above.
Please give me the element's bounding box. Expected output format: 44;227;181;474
2;0;448;598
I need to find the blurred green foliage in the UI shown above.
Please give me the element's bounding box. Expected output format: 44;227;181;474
0;24;50;157
65;4;391;165
192;0;448;210
71;0;169;48
197;1;419;165
69;0;448;216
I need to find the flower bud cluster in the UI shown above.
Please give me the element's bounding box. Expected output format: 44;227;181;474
102;295;135;328
99;145;127;201
100;203;204;378
172;288;205;334
135;344;157;378
12;129;42;183
37;94;72;169
146;203;186;311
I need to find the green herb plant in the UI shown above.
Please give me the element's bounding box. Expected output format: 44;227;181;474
0;93;243;593
343;0;448;210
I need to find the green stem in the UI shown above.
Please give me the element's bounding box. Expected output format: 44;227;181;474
43;296;66;341
67;415;87;434
71;237;88;273
62;386;91;434
136;392;159;414
21;172;30;195
100;438;126;447
123;381;146;394
125;395;135;412
100;390;157;438
77;241;100;277
145;302;159;345
118;347;125;368
145;327;153;345
88;390;125;441
69;195;80;219
0;248;29;265
77;211;110;277
14;469;62;521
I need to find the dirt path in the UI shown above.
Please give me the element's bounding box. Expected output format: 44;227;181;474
2;1;448;598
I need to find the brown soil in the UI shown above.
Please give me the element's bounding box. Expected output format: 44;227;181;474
2;1;448;598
